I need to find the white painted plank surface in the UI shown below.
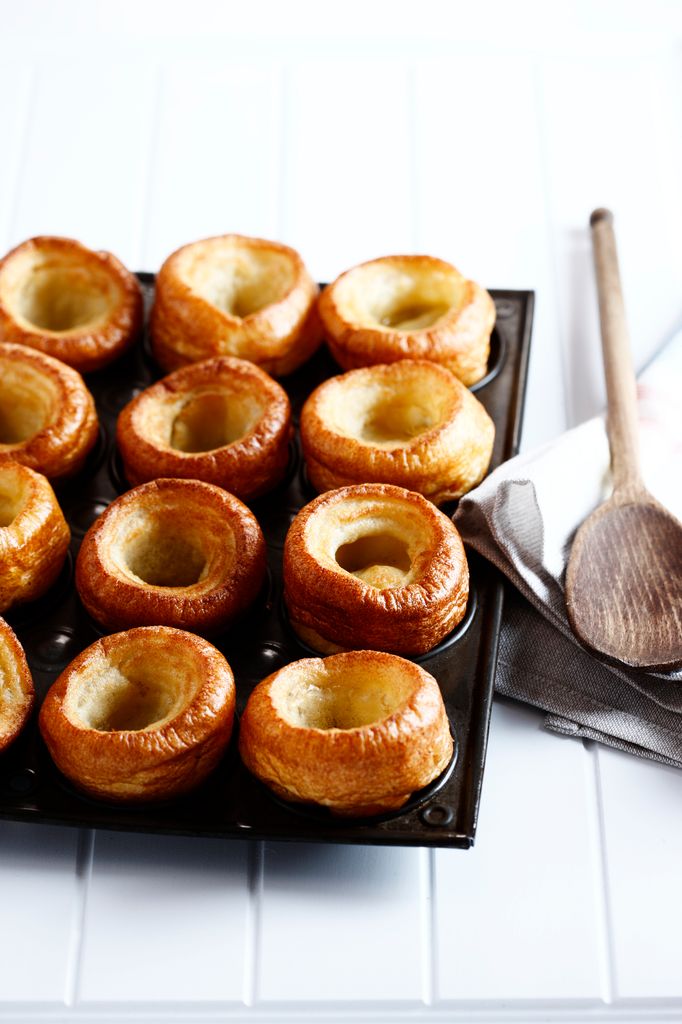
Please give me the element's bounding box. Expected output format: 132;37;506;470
5;57;156;270
434;702;605;1001
257;842;425;1002
539;54;682;427
0;822;80;1003
414;57;544;291
78;832;251;1003
142;61;283;272
596;748;682;1000
0;60;34;253
282;61;414;283
414;56;568;450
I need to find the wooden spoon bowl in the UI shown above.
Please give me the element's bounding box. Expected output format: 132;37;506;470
566;491;682;670
564;209;682;671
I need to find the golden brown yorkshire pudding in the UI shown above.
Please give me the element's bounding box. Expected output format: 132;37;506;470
116;356;292;500
0;617;34;753
150;235;320;376
238;650;453;816
75;479;266;635
318;255;495;386
283;483;469;656
0;462;70;613
0;237;143;373
39;626;235;803
300;360;494;505
0;342;99;479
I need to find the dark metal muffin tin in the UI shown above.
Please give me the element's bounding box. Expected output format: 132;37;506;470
0;278;533;849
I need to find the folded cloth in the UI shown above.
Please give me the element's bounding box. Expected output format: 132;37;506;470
454;328;682;766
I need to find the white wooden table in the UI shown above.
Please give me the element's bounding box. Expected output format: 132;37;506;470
1;3;681;1020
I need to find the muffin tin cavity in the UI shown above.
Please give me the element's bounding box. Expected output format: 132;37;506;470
22;625;81;674
4;552;74;632
470;326;506;393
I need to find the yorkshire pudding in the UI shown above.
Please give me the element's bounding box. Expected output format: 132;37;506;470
318;255;495;386
0;342;98;479
0;617;34;752
0;462;70;613
283;483;469;655
75;479;266;635
116;356;292;500
238;650;453;816
150;235;320;376
39;626;235;802
300;360;494;504
0;236;143;373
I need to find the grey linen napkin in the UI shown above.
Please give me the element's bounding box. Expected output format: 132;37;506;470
454;330;682;766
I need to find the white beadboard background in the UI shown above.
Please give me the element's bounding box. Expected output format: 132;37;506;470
1;2;681;1021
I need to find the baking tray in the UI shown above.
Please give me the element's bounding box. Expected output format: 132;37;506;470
0;278;533;849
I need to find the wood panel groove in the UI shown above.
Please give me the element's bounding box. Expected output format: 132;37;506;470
65;829;95;1007
243;841;265;1007
589;747;617;1003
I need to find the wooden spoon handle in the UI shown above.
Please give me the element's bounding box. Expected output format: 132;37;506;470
590;208;642;494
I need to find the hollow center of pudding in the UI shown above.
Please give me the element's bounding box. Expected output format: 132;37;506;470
84;671;177;731
379;300;451;330
0;365;57;444
170;391;263;452
16;265;112;332
309;497;430;589
341;262;465;333
319;368;454;449
181;242;296;319
122;527;207;587
71;647;201;732
335;533;411;588
0;475;27;527
361;395;438;443
0;635;28;714
273;660;414;730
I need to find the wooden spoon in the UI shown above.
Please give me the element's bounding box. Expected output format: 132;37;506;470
564;208;682;671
